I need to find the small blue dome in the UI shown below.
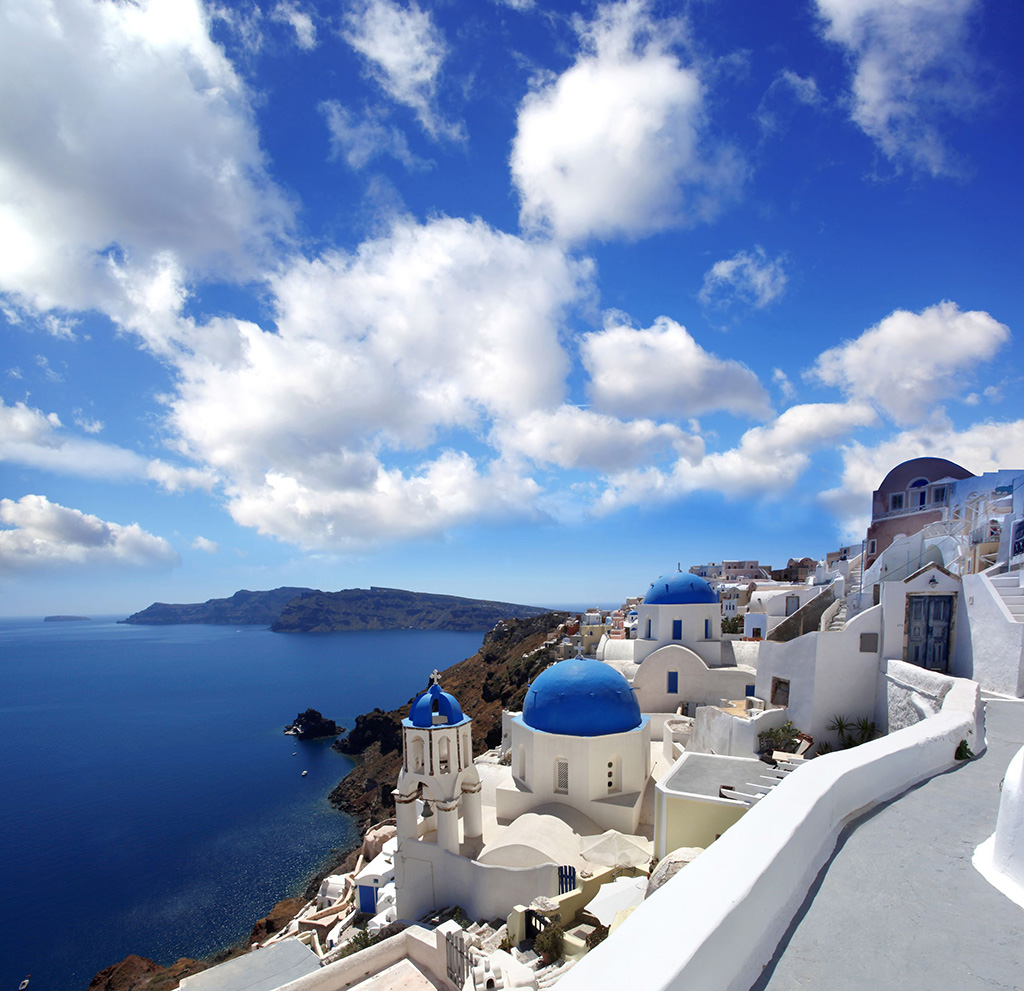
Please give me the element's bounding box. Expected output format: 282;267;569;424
644;572;718;605
406;684;467;728
522;658;642;737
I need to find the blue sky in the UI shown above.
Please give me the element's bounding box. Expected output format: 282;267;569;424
1;0;1022;616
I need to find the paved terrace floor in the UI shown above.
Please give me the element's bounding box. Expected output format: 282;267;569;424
752;695;1024;991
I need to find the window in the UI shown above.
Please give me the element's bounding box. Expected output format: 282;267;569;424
672;619;682;640
890;493;904;511
607;756;621;794
860;633;879;653
667;671;678;694
868;539;877;554
931;485;946;503
518;744;526;780
914;489;927;507
645;618;652;639
410;737;425;774
555;758;569;794
770;677;790;707
438;736;450;774
704;618;711;638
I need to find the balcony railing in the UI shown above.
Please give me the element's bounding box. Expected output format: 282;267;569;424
873;503;944;522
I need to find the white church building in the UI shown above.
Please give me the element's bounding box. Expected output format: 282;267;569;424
392;659;663;923
599;571;756;717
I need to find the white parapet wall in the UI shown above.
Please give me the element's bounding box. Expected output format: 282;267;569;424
963;572;1024;697
555;667;983;991
275;921;461;991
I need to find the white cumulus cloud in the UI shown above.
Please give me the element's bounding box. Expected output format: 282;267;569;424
510;0;742;243
0;494;179;573
581;315;773;420
815;0;981;175
343;0;460;140
491;406;702;472
192;535;219;553
320;101;426;171
272;1;317;50
595;401;878;513
807;301;1010;424
122;216;592;549
0;0;292;315
699;246;788;309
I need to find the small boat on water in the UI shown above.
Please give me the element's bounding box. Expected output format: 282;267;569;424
301;770;308;776
19;977;31;990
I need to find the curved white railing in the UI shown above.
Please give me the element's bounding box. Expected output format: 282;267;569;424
556;670;983;991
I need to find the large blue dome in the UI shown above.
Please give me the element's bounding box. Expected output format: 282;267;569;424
405;683;468;728
522;658;643;737
644;572;718;605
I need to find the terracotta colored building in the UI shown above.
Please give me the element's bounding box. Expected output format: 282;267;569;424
864;457;974;567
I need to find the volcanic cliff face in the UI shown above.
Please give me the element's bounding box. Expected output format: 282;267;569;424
120;587;316;625
328;611;569;829
120;585;551;632
271;587;551;633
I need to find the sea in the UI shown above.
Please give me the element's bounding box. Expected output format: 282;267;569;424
0;617;484;991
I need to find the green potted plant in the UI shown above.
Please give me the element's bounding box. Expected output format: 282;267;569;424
534;924;565;965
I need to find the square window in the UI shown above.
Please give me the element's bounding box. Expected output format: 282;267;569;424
770;677;790;707
860;633;879;653
890;493;904;511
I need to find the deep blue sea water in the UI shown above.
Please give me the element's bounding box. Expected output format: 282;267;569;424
0;618;483;991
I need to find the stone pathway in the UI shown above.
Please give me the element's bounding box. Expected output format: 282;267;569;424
752;695;1024;991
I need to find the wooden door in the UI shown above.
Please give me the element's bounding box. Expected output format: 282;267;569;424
906;595;953;672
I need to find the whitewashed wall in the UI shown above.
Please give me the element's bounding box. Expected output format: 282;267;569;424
688;703;790;757
396;839;559;922
276;922;461;991
555;673;983;991
632;644;755;714
962;573;1024;697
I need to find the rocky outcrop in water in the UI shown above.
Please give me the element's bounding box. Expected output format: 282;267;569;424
285;708;341;739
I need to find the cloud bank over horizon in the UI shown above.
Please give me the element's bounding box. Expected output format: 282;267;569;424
0;0;1019;600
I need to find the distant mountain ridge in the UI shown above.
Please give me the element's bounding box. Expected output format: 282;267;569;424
120;585;550;632
119;587;313;626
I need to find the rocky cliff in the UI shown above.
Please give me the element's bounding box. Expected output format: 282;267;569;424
120;585;550;632
271;586;551;633
328;611;569;829
120;587;315;626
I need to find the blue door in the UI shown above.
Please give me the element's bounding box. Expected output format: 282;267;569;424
358;884;377;914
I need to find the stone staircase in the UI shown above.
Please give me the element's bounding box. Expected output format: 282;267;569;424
990;572;1024;622
830;559;864;631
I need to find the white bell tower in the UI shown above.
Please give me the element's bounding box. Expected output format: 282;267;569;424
394;674;482;856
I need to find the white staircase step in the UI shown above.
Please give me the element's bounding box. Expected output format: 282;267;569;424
989;574;1023;588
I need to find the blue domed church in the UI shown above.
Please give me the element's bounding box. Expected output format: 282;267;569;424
599;569;755;718
496;655;652;833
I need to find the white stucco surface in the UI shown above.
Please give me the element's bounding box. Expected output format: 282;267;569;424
963;573;1024;697
632;643;755;715
276;922;456;991
555;673;984;991
974;742;1024;908
498;716;651;833
688;703;790;758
